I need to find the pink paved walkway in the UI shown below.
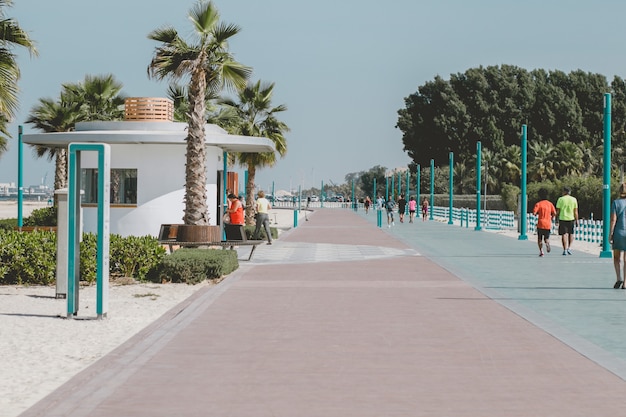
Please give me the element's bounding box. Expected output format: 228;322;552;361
21;209;626;416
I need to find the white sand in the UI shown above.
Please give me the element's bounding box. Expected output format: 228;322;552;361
0;200;49;220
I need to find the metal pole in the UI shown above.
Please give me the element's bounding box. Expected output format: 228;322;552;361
429;159;434;220
321;180;324;208
601;93;613;258
448;152;454;225
519;125;528;240
475;142;482;231
385;176;389;200
373;177;377;203
17;125;23;229
416;164;421;207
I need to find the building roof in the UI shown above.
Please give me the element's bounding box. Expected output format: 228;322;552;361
22;121;276;153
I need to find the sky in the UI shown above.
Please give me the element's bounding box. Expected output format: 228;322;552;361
1;0;626;193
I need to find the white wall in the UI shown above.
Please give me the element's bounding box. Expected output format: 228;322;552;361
80;143;224;236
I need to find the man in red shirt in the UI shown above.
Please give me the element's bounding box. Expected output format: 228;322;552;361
532;188;557;257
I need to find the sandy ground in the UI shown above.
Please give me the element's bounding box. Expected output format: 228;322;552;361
0;204;605;417
0;200;50;220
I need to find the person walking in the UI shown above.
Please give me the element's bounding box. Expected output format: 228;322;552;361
532;188;556;257
253;190;273;245
385;196;396;227
397;194;407;223
421;198;429;221
556;186;578;255
364;196;371;214
610;183;626;288
408;196;417;223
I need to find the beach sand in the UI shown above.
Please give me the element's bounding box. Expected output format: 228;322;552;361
0;200;50;221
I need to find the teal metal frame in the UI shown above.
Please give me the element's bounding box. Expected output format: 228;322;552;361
67;143;110;319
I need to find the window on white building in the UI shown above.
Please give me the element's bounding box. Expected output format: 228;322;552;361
82;169;137;205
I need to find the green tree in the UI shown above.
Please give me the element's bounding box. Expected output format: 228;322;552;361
221;80;289;224
148;0;251;225
26;74;125;196
0;0;37;155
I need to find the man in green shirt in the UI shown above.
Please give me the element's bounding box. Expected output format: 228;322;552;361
556;186;579;255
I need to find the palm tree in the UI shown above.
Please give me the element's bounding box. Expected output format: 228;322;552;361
25;97;82;192
26;74;125;198
148;0;251;226
221;80;289;224
62;74;125;121
0;0;37;155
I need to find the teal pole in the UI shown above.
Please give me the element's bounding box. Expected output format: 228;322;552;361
429;159;434;220
406;170;410;196
397;172;401;197
475;142;482;231
519;125;528;240
373;178;377;202
385;176;389;200
416;164;421;207
448;152;454;225
601;93;612;258
272;181;275;205
321;180;324;207
391;174;395;199
244;170;248;200
351;179;356;211
17;125;23;228
405;169;410;215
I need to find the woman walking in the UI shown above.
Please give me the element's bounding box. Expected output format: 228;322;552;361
610;183;626;288
253;190;273;245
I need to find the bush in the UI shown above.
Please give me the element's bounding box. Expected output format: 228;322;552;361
151;248;239;284
110;234;166;279
0;218;17;231
24;206;57;226
0;230;57;285
243;225;277;240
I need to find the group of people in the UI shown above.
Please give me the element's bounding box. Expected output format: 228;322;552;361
533;184;626;290
532;186;578;258
364;194;428;227
225;190;273;244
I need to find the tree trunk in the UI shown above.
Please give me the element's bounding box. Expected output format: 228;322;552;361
183;68;209;226
53;148;67;207
245;164;256;225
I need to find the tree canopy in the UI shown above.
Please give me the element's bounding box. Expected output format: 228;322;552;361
396;65;626;193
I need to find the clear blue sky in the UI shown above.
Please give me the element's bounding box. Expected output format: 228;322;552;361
1;0;625;192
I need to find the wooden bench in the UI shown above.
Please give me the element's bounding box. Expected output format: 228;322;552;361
158;224;265;261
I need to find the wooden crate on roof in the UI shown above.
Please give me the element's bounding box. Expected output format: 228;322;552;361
124;97;174;121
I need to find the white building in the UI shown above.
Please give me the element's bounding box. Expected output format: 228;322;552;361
22;98;275;237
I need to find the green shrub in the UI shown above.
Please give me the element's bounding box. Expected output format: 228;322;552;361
0;230;57;285
24;206;57;226
79;233;98;284
0;218;17;230
243;225;278;240
151;248;238;284
500;183;521;212
110;234;166;279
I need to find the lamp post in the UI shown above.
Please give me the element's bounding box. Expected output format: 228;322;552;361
429;159;434;220
601;93;613;258
475;142;482;231
519;125;528;241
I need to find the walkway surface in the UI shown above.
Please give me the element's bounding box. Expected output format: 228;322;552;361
20;208;626;416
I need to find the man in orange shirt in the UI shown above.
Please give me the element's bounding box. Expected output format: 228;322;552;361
532;188;557;257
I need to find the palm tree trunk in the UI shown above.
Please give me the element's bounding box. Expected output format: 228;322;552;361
183;68;209;225
245;164;256;225
53;148;67;207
